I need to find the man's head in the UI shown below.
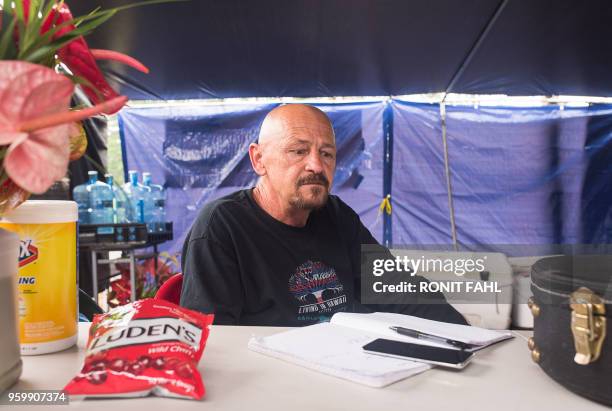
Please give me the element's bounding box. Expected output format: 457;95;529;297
249;104;336;213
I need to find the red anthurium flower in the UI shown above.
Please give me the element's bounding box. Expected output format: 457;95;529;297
0;61;127;194
37;2;148;114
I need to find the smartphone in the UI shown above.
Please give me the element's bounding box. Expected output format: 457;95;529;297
362;338;475;369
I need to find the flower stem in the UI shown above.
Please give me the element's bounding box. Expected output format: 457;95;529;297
18;96;128;132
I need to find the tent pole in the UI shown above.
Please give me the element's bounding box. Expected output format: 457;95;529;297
444;0;509;94
438;0;508;249
117;115;130;184
440;102;458;250
383;99;394;247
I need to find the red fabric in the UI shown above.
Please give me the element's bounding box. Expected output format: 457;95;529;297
154;273;183;305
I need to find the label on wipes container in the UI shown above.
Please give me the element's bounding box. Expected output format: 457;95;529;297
0;221;77;354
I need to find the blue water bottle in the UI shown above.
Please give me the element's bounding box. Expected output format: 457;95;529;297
142;172;166;232
89;171;114;225
72;173;95;224
122;170;149;223
105;174;128;223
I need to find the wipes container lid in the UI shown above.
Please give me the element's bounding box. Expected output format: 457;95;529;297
0;200;77;224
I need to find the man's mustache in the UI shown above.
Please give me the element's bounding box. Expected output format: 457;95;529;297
297;174;329;188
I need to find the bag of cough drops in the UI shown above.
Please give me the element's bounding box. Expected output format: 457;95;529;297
64;299;214;400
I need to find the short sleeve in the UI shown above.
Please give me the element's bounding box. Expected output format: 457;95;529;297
180;233;244;325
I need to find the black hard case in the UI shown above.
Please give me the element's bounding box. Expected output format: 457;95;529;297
531;255;612;406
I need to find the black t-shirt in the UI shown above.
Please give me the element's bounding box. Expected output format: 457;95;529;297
180;189;467;326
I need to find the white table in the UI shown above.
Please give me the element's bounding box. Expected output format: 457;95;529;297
10;323;609;411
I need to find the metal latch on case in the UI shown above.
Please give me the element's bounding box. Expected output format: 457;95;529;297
570;287;606;365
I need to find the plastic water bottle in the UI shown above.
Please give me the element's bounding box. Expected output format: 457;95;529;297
122;170;149;223
72;174;94;224
105;174;128;223
89;171;114;225
142;172;166;232
152;177;167;232
140;173;155;232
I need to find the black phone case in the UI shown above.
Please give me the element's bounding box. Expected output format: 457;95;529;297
363;339;472;365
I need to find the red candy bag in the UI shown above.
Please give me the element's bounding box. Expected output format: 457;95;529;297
64;299;214;400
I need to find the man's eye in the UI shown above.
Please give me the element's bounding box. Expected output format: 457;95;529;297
291;149;307;155
321;151;335;159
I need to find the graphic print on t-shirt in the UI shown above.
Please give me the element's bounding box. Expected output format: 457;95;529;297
288;260;348;317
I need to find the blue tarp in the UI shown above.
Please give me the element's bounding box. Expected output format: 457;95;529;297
119;101;386;254
391;102;452;245
391;100;612;250
119;100;612;256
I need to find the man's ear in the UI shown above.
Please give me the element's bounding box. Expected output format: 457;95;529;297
249;143;266;176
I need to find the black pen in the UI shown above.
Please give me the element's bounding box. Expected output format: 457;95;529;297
389;326;473;350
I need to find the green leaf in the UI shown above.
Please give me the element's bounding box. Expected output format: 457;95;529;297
107;0;188;13
19;1;39;54
14;0;24;20
62;10;117;37
22;32;78;63
7;0;186;65
15;15;26;56
18;17;78;59
18;8;119;61
27;0;38;24
45;0;186;30
0;14;17;60
19;11;114;60
11;0;186;62
18;4;112;59
40;0;58;21
74;6;102;28
22;0;56;51
21;11;116;62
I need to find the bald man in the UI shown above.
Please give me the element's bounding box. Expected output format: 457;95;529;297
180;104;467;326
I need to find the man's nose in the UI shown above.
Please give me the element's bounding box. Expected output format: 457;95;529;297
305;151;324;173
